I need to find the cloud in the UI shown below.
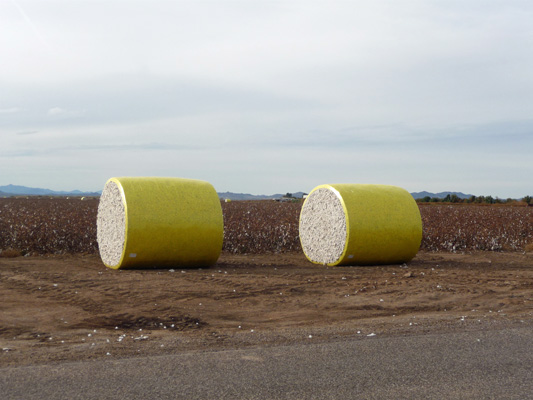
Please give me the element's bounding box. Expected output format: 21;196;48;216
1;1;532;198
16;130;38;135
8;0;50;49
0;107;20;114
46;107;85;119
47;107;65;116
63;142;214;153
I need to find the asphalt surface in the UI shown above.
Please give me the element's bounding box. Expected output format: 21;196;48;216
1;326;532;399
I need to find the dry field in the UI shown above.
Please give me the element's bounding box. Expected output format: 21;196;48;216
1;198;532;366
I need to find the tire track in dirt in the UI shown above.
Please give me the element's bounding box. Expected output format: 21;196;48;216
1;251;533;367
2;274;113;314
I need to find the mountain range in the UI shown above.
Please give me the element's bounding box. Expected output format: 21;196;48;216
0;184;101;197
0;184;476;200
410;191;474;200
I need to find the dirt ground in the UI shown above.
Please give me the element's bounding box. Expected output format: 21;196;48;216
1;251;532;367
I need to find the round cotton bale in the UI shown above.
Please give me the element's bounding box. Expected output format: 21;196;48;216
299;184;422;266
97;177;223;269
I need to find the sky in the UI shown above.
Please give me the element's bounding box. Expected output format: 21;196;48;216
1;0;532;198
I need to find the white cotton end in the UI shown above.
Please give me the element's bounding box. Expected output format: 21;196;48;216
299;188;347;264
97;180;126;267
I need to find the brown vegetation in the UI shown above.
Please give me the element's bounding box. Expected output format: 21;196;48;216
0;249;22;258
221;200;301;253
0;198;532;255
0;198;98;255
420;205;533;252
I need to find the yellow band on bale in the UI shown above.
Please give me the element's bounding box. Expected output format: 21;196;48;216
97;177;223;269
299;184;422;266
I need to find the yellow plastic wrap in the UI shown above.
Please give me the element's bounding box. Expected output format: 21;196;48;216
97;177;223;269
299;184;422;266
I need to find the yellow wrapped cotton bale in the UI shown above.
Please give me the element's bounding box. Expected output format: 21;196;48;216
97;177;223;269
299;184;422;266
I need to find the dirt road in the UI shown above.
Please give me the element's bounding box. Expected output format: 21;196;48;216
1;251;532;366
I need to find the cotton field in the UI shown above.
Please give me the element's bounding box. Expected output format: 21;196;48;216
0;198;98;255
420;205;533;252
0;198;532;256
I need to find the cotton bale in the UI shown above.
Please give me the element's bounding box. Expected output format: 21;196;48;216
97;177;223;269
299;184;422;266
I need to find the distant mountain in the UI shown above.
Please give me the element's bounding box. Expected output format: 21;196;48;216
410;191;474;200
0;184;306;199
0;184;481;201
219;190;479;201
218;191;307;201
0;184;100;197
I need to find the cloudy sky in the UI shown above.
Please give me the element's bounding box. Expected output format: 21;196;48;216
1;1;532;197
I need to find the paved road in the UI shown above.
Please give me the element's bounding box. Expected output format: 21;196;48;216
1;327;532;399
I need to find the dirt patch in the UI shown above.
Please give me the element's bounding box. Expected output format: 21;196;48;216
1;251;532;366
